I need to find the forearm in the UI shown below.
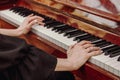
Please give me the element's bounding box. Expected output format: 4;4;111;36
0;28;22;36
55;58;87;71
55;58;73;71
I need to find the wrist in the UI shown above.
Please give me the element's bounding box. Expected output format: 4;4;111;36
67;55;90;70
16;28;24;36
55;58;75;71
66;58;79;70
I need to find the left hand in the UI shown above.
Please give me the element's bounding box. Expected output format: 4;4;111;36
17;14;44;35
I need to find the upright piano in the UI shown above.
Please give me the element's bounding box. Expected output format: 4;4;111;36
0;0;120;80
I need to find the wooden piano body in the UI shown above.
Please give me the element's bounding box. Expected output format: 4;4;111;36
0;0;120;80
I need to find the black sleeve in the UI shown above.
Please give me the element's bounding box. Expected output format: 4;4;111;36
0;34;27;71
20;46;57;80
0;34;57;80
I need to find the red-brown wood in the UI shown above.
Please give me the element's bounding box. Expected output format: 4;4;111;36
0;0;19;10
53;0;120;22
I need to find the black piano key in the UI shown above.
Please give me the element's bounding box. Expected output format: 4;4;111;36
77;35;101;42
109;49;120;57
43;18;53;23
79;34;93;40
18;11;30;17
102;45;116;55
10;6;52;21
86;36;101;42
97;41;111;48
73;33;88;41
10;7;20;12
33;11;43;16
66;30;85;38
44;20;57;25
45;22;64;28
58;27;76;34
92;40;107;47
52;24;67;31
104;45;120;55
117;56;120;61
64;29;78;36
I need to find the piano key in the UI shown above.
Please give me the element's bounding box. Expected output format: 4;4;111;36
44;20;57;25
52;24;68;31
114;64;120;77
65;30;85;38
104;57;120;77
109;49;120;58
90;54;120;76
53;25;75;33
56;26;76;34
118;56;120;61
45;22;64;28
73;33;88;41
77;35;95;41
59;26;76;34
104;45;120;55
86;36;102;42
94;40;111;48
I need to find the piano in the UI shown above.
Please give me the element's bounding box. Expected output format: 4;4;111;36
0;0;120;80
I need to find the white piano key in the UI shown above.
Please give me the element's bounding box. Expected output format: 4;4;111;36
32;25;77;50
0;10;24;25
113;63;120;77
105;58;120;77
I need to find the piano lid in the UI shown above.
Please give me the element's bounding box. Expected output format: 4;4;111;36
0;0;19;10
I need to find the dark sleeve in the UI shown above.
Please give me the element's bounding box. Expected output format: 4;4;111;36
20;46;57;80
0;34;57;80
0;34;27;71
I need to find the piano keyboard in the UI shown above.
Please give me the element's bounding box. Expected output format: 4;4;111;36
0;6;120;77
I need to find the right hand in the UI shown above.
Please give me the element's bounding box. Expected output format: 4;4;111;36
66;40;102;70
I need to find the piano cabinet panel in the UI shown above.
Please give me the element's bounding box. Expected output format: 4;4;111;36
0;19;16;29
84;63;120;80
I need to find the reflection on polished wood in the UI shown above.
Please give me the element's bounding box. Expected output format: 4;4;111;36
29;0;120;45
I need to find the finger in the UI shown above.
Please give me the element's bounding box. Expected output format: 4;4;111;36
86;47;100;53
36;19;45;26
27;16;44;23
27;20;37;27
29;16;44;21
82;43;94;49
27;14;34;17
67;44;75;54
88;50;102;57
24;14;34;21
77;40;91;46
